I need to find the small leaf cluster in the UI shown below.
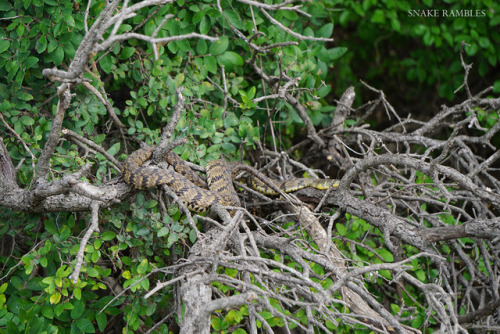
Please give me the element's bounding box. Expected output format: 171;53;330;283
0;0;98;99
0;211;118;333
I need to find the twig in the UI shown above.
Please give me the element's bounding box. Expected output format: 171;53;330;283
260;8;333;42
0;114;36;175
69;201;100;283
62;128;122;170
161;87;185;141
454;41;473;99
82;81;125;129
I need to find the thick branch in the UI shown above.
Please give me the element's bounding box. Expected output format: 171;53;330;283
35;84;72;183
0;137;17;187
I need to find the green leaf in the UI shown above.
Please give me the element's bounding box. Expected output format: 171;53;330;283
281;9;298;20
336;223;347;236
493;79;500;93
189;228;197;243
107;142;120;156
18;92;33;101
101;231;116;241
0;1;12;11
221;142;236;152
144;21;156;36
159;97;168;109
411;316;424;328
45;219;57;235
136;228;149;236
119;47;135;60
158;227;169;237
415;269;426;281
36;35;47;53
100;54;113;74
94;134;106;144
204;56;217;74
209;36;228;55
390;18;401;32
91;250;100;263
247;86;256;100
15;69;24;86
137;259;148;274
141;277;150;290
96;312;107;332
87;267;99;277
176;39;191;52
217;51;243;70
137;96;147;108
317;23;333;38
50;292;61;304
371;9;385;23
192;10;205;24
167;233;179;246
41;306;54;319
199;16;210;35
54;303;64;316
0;39;10;53
6;62;19;82
47;38;58;53
16;22;25;37
328;47;347;61
377;249;394;262
59;225;70;241
211;317;222;331
52;45;64;65
175;73;185;86
77;318;94;333
196;38;207;54
74;287;81;300
223;114;239;128
224;10;244;30
64;14;75;27
24;56;39;69
317;84;330;98
390;303;400;313
380;270;392;279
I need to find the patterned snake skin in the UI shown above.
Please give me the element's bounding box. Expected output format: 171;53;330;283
121;146;339;212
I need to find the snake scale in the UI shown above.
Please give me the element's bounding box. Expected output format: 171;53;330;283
121;146;339;213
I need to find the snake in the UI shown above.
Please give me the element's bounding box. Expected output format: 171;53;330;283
121;146;339;212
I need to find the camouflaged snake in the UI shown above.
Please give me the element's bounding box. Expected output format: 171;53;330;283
121;146;339;212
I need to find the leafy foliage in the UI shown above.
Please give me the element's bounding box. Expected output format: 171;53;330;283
331;0;500;102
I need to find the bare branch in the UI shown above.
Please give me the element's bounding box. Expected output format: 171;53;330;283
69;201;100;283
260;8;334;42
35;83;72;184
454;41;473;99
95;32;219;55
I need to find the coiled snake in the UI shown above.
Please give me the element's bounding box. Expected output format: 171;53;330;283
121;146;339;213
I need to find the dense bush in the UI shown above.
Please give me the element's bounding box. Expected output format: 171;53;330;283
1;0;499;333
331;0;500;111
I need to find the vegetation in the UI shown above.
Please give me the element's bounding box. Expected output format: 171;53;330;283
0;0;500;333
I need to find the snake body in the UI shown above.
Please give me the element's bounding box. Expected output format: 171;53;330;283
121;146;220;212
231;164;340;196
122;146;338;212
